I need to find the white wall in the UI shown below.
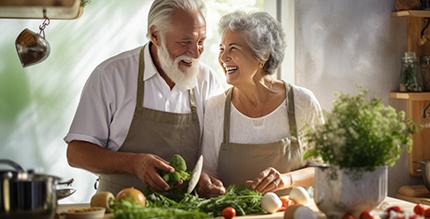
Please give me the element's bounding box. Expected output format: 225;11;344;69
291;0;423;196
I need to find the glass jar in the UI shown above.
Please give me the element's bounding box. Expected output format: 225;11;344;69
421;56;430;91
400;52;423;92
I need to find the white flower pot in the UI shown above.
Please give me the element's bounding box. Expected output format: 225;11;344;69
314;165;387;218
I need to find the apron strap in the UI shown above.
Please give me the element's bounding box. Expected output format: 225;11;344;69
189;88;198;121
222;88;233;148
222;82;298;146
137;46;145;112
285;83;298;139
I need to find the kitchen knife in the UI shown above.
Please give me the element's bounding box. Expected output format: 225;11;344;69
187;155;203;193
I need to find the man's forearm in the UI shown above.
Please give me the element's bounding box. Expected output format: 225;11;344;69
66;140;137;175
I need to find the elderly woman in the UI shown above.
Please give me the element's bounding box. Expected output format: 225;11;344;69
196;10;324;198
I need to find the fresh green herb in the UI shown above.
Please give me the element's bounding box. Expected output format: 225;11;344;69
401;64;422;91
303;84;421;172
140;184;263;218
196;184;263;217
110;197;208;219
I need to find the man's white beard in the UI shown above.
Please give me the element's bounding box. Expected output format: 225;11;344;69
157;40;199;91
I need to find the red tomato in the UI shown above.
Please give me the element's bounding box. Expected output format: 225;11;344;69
359;210;374;219
414;204;425;216
386;206;402;214
222;207;236;219
342;213;354;219
424;207;430;218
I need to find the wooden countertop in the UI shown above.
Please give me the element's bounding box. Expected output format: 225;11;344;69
57;196;422;219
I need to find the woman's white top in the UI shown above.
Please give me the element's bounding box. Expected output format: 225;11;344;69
202;85;324;174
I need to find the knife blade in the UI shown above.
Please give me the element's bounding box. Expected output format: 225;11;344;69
187;155;203;193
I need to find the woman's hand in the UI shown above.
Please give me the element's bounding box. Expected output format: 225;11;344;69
196;171;226;198
245;167;287;193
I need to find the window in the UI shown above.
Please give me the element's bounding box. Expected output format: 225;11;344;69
201;0;265;85
0;0;269;203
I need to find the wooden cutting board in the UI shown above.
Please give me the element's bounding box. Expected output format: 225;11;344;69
396;185;430;204
56;203;324;219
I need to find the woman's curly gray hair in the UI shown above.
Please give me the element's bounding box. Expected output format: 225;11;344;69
219;11;286;75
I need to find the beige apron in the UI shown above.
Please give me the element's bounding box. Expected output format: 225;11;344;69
97;45;200;195
217;83;305;196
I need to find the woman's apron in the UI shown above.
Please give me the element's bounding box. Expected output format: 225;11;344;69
97;45;200;195
217;83;305;196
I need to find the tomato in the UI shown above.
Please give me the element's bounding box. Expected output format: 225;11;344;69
222;207;236;219
342;213;354;219
359;210;374;219
424;207;430;218
116;187;146;207
386;206;402;214
414;204;425;216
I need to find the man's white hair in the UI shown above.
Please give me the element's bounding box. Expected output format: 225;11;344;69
147;0;206;38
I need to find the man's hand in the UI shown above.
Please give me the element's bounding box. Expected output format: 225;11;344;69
196;171;225;198
133;154;175;191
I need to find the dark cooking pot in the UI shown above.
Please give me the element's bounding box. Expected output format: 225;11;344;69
0;159;74;219
414;160;430;192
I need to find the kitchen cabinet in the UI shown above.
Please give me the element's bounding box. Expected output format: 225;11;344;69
0;0;83;20
390;92;430;176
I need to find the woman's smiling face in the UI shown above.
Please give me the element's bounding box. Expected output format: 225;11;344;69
218;29;261;86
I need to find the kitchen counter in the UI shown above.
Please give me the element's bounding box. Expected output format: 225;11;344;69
56;196;422;219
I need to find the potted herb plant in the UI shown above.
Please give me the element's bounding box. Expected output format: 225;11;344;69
303;84;420;218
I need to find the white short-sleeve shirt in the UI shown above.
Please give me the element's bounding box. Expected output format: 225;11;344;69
64;44;224;151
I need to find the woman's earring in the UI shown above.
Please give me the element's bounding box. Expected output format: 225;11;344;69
259;62;265;68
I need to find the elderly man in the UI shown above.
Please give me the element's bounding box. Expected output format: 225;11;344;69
64;0;223;195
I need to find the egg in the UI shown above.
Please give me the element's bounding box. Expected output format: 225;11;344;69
261;192;282;213
288;187;310;205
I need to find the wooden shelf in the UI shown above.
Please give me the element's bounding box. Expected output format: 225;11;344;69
390;92;430;100
392;10;430;17
391;12;430;177
391;10;430;57
0;0;83;20
390;92;430;177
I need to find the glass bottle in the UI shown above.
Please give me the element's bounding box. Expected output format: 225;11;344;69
400;52;423;92
421;56;430;91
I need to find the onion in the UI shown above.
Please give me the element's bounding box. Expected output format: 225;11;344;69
284;205;316;219
261;192;282;213
90;191;115;213
289;187;310;205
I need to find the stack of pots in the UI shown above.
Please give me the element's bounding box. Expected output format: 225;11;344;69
0;159;72;219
